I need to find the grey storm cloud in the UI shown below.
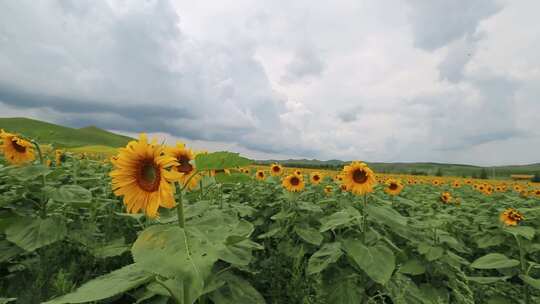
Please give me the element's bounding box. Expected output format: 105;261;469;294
281;47;325;83
0;0;289;148
407;0;502;51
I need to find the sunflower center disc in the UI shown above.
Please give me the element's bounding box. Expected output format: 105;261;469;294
290;177;300;186
314;175;320;181
389;183;398;190
11;139;27;153
139;161;160;192
177;156;193;173
352;169;368;184
272;166;280;172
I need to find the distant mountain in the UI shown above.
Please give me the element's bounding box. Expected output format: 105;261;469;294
0;117;133;148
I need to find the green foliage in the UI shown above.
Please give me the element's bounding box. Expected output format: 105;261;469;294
1;141;540;303
43;264;153;304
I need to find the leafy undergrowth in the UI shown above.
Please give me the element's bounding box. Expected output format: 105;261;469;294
0;153;539;304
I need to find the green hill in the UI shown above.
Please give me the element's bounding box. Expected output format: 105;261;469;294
0;117;133;148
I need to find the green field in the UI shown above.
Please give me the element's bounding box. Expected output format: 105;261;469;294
256;160;540;179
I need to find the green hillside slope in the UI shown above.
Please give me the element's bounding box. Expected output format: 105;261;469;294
0;117;132;148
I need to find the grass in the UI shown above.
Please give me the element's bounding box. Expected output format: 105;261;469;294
0;117;132;148
67;145;119;156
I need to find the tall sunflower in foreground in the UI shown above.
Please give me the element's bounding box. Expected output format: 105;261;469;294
166;142;200;190
341;161;376;195
282;174;305;192
499;208;524;226
110;133;180;218
0;130;35;165
270;163;283;176
384;179;403;196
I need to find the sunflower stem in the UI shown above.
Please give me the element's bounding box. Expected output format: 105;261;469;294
176;187;185;229
515;235;530;304
31;140;48;218
362;193;368;243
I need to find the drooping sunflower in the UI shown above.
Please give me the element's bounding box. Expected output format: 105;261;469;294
0;130;35;165
109;133;180;218
282;174;305;192
310;172;323;185
255;170;266;181
55;149;65;166
440;192;452;204
499;208;524;226
270;163;283;176
166;142;200;190
384;179;403;196
341;161;376;195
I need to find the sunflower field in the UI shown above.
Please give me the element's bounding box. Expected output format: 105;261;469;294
1;130;540;304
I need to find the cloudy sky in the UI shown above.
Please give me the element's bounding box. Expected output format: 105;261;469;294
1;0;539;165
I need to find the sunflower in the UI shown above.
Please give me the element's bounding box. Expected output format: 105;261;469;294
432;179;442;186
499;208;524;226
109;133;180;218
270;163;283;176
451;180;461;188
513;184;524;193
483;185;494;196
440;192;452;204
46;159;52;167
166;142;200;190
310;172;323;185
0;130;35;165
211;168;231;177
240;167;250;174
255;170;266;181
282;174;305;192
384;179;403;196
465;179;473;185
520;190;529;198
55;149;65;166
294;169;302;177
324;185;333;195
341;162;376;195
533;189;540;197
340;184;348;191
334;174;344;183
